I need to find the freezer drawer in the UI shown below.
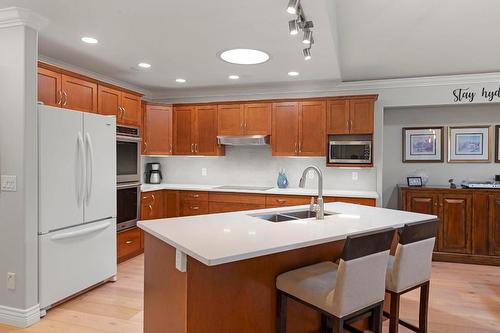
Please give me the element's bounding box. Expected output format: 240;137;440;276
39;219;117;309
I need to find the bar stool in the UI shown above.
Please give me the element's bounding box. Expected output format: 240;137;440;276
276;229;395;333
384;220;437;333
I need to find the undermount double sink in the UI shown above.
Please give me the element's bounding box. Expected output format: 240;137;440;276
250;210;337;223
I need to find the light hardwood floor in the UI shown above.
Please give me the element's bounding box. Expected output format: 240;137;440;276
0;257;499;332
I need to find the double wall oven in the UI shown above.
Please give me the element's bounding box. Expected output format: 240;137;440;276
116;126;141;231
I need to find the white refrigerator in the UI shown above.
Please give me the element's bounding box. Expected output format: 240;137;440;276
38;105;117;310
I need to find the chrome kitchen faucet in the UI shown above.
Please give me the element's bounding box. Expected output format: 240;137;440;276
299;165;324;219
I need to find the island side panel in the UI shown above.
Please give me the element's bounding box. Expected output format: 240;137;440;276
144;233;187;333
186;241;345;333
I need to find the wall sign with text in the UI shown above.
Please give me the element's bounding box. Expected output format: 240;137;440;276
452;87;500;103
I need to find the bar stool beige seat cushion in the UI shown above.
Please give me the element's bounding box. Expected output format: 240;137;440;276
277;250;389;318
385;238;435;293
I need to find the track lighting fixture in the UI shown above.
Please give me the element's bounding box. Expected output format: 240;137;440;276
287;0;300;15
302;30;312;44
288;20;299;35
303;48;311;60
286;1;316;61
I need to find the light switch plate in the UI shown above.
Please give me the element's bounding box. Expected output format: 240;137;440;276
7;272;15;290
352;172;359;181
201;168;207;176
1;175;17;192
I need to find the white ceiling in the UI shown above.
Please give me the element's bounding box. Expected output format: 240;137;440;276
336;0;500;81
2;0;500;95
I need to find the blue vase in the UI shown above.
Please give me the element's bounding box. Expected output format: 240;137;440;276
277;170;289;189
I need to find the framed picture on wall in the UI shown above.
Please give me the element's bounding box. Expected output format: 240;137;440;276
448;125;491;163
496;125;500;163
402;127;444;163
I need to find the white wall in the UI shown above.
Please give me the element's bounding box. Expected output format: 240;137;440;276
142;146;377;191
383;104;500;208
0;23;39;324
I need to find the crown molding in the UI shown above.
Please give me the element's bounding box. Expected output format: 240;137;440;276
150;71;500;104
0;7;48;31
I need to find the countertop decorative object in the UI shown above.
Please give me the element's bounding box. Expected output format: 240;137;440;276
277;169;288;189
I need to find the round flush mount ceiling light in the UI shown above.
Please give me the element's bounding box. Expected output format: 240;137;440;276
220;49;270;65
288;71;300;76
228;75;240;80
175;78;186;83
81;36;98;44
138;62;151;68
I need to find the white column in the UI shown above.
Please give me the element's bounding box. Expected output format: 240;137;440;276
0;7;47;328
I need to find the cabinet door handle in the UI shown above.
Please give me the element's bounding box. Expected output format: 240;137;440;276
244;122;247;129
57;90;62;105
240;122;244;130
346;120;349;130
151;194;155;201
195;143;198;153
191;143;194;153
62;91;68;106
299;142;302;153
350;120;353;130
169;143;173;153
125;240;134;245
143;140;148;152
121;107;126;119
294;142;298;153
148;204;153;213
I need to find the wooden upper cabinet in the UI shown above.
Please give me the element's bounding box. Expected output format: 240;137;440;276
218;103;271;136
244;103;271;135
173;106;195;155
218;104;243;136
195;105;220;155
38;67;62;107
299;101;326;156
327;97;375;134
61;74;97;113
326;99;350;134
98;85;121;116
272;102;299;156
349;98;374;134
143;104;173;155
439;194;472;254
121;92;142;127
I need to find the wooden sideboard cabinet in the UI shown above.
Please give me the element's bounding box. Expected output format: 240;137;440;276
400;186;500;266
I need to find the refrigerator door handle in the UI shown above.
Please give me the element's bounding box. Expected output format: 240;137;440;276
85;132;94;204
77;132;86;207
50;221;111;241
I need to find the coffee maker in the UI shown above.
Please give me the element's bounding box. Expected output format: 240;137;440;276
145;163;162;184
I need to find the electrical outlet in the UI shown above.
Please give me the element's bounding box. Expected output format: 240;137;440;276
201;168;207;176
7;272;15;290
1;175;17;192
352;172;359;181
307;170;315;179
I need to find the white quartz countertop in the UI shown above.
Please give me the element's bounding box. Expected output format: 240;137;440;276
138;202;436;266
141;183;379;199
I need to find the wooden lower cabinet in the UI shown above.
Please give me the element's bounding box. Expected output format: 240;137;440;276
117;227;143;263
400;186;500;266
141;190;164;220
209;192;266;213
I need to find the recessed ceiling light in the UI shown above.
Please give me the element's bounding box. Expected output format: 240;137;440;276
175;78;186;83
220;49;270;65
228;75;240;80
138;62;151;68
81;37;98;44
288;71;300;76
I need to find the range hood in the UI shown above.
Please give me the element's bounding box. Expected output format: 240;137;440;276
217;135;270;146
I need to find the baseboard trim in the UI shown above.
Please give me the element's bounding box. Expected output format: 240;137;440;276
0;304;40;328
433;252;500;266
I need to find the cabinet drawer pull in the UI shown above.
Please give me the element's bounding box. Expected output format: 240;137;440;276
125;240;134;245
190;206;199;210
192;194;199;198
276;199;286;203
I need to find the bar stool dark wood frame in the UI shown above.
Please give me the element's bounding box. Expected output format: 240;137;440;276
383;220;437;333
276;229;395;333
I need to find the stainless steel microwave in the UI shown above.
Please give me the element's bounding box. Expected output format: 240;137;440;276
329;140;372;164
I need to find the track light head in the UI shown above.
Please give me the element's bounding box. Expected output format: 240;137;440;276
302;30;312;44
288;20;299;35
287;0;300;14
303;48;311;60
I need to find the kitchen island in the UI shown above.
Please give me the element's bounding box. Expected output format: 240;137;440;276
138;202;437;333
